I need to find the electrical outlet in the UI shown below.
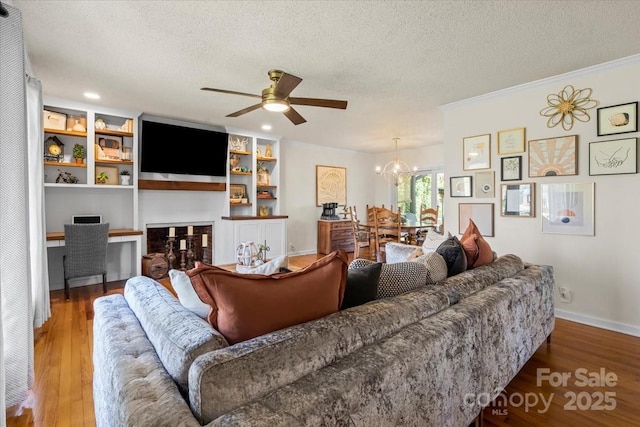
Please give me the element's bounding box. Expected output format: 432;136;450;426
558;286;572;303
289;243;296;252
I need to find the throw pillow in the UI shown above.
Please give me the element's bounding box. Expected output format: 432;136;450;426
349;259;428;299
460;219;494;269
435;235;467;277
168;269;210;319
422;231;452;252
409;251;448;284
189;250;348;344
235;255;288;275
341;262;382;310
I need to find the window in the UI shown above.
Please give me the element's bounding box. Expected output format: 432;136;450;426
397;169;444;223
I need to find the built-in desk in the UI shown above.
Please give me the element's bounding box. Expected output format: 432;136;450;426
46;229;143;276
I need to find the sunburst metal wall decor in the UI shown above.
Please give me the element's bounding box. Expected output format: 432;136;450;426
540;85;598;131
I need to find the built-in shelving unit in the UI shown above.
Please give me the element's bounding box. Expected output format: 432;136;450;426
218;130;287;264
42;97;141;232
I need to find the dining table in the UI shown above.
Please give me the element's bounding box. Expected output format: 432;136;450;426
361;220;424;246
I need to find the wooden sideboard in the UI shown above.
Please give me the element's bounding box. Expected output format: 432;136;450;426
317;220;354;254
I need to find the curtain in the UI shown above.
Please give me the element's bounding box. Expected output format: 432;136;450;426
0;3;38;419
26;75;50;328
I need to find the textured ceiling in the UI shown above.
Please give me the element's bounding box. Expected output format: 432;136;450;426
13;1;640;153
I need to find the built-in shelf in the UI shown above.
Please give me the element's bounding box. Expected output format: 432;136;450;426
95;129;134;137
230;171;252;175
44;128;87;137
44;183;90;188
44;161;87;168
138;179;226;192
257;185;277;189
257;197;277;200
230;203;252;206
230;150;251;156
94;159;134;166
257;156;277;162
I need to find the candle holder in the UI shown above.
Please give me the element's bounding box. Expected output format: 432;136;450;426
179;249;187;270
186;234;195;270
166;236;176;270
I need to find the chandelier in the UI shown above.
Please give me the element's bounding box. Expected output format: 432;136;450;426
376;137;415;186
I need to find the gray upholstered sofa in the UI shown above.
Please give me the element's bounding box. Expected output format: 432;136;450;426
93;254;554;427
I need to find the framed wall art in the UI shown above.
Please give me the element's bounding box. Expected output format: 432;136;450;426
501;156;522;181
589;137;637;176
316;165;347;206
463;134;491;170
497;127;525;154
501;183;534;217
229;184;247;202
528;135;577;177
597;102;637;136
96;135;122;161
474;171;494;198
458;203;494;236
450;176;472;197
540;183;594;236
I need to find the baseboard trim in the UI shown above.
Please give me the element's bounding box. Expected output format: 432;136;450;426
50;272;134;291
555;308;640;337
288;249;317;257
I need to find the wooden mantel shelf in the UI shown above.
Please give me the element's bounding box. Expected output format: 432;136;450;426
222;215;289;220
138;179;226;192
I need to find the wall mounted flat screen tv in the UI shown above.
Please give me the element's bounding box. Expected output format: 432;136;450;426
140;120;228;177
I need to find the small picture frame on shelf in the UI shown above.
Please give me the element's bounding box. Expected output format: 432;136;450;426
597;102;638;136
95;166;118;185
229;184;247;204
501;156;522;181
95;135;122;161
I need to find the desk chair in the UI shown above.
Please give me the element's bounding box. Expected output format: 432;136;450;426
372;207;401;262
63;223;109;300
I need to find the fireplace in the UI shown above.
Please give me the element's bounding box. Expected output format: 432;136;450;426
146;221;213;269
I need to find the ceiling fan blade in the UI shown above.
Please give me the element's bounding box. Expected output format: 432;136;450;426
201;87;261;99
274;72;302;97
289;97;348;109
283;107;307;125
226;103;262;117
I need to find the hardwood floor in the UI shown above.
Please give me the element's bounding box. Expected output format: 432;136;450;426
6;254;639;426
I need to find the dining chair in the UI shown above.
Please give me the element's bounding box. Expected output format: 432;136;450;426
349;206;374;259
373;206;402;262
420;206;439;230
63;223;110;300
416;206;439;244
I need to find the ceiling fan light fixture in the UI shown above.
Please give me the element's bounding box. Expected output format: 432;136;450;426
262;98;290;112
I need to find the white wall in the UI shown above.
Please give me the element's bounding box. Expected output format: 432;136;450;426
441;56;640;336
280;140;377;254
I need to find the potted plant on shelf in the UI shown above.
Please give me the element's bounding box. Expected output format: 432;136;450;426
119;170;131;186
72;144;85;164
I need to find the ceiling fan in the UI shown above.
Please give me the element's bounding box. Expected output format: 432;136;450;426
201;69;348;125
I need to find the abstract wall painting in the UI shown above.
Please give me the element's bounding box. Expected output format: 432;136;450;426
529;135;578;177
540;183;594;236
589;138;637;176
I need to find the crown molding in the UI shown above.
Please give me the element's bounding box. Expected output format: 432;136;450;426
440;53;640;111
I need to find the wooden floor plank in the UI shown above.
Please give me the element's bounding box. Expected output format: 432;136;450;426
6;254;640;427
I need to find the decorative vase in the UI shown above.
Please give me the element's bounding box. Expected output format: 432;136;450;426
74;157;83;164
120;176;131;186
236;241;258;266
